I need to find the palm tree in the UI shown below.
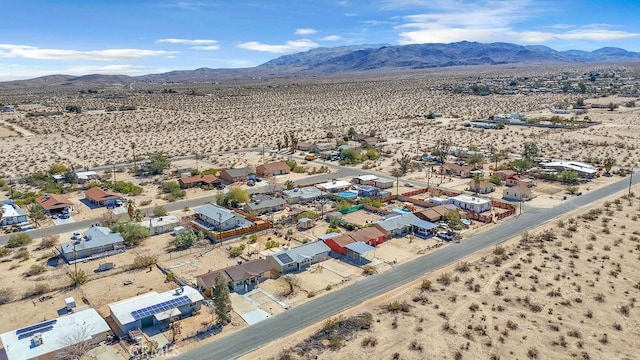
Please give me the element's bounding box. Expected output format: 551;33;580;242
472;172;483;195
390;168;404;196
127;199;137;220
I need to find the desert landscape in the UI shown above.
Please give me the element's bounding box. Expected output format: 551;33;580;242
1;64;639;178
0;62;640;360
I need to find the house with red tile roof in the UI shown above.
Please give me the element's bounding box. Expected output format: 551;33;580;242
36;193;74;214
85;187;122;207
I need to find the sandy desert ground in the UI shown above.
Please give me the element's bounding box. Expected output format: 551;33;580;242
0;64;639;179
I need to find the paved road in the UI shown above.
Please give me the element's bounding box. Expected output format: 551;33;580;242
176;171;639;360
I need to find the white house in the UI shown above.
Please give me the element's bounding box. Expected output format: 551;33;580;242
449;194;492;213
108;286;203;334
194;204;253;231
316;180;351;193
0;200;28;226
138;215;180;236
540;160;598;179
0;308;110;360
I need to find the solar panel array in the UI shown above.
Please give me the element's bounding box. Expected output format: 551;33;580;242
17;326;54;340
131;295;191;320
16;319;57;336
276;253;294;264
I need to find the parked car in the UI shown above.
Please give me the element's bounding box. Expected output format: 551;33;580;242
404;182;415;188
437;231;455;241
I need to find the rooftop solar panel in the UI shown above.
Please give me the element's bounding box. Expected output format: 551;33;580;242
131;295;191;320
276;253;294;264
17;326;54;340
16;319;57;335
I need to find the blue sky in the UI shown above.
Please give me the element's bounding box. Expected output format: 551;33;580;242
1;0;640;80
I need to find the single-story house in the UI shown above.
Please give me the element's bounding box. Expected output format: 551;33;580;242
492;169;517;180
36;193;74;214
194;204;253;231
503;185;533;201
373;178;395;189
344;241;376;264
178;174;223;189
267;241;331;273
440;163;475;178
108;286;203;334
352;174;378;185
0;200;28;226
0;308;110;360
243;194;285;216
506;175;536;188
540;161;597;179
297;142;317;152
255;161;291;177
196;259;273;293
466;180;496;194
316;180;351;193
415;204;457;222
85;187;123;207
375;213;437;238
361;137;378;146
323;233;355;254
358;185;379;197
75;171;99;184
297;217;315;230
449;194;492;213
282;187;324;204
59;226;125;262
325;211;343;223
138;215;180;236
218;167;254;183
346;226;386;246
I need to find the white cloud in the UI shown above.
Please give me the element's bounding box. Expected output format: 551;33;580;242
394;1;640;45
321;35;342;41
236;39;319;53
295;28;317;35
157;38;218;45
190;45;220;50
0;44;177;61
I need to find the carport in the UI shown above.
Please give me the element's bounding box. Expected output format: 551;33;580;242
344;241;375;265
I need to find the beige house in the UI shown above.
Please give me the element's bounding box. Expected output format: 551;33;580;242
503;185;533;201
466;180;496;194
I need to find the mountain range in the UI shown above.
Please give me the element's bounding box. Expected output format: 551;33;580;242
3;41;640;89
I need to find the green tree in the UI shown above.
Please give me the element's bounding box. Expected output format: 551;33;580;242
395;151;412;175
488;175;503;186
212;273;232;325
363;148;379;160
574;98;585;108
152;205;168;217
48;163;68;175
432;138;451;164
559;170;579;184
578;82;587;94
65;105;82;113
608;102;618;111
335;200;351;211
63;170;78;184
347;127;357;140
216;187;249;208
510;159;533;173
28;203;46;226
109;222;150;246
147;152;171;175
284;179;296;190
340;148;363;165
603;156;616;174
467;153;484;166
522;141;539;160
7;233;32;248
170;230;204;249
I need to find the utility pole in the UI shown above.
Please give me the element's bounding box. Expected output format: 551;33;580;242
73;244;78;284
262;143;265;164
112;164;116;183
629;167;634;205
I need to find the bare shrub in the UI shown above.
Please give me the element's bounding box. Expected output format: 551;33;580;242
0;288;15;304
437;272;452;286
